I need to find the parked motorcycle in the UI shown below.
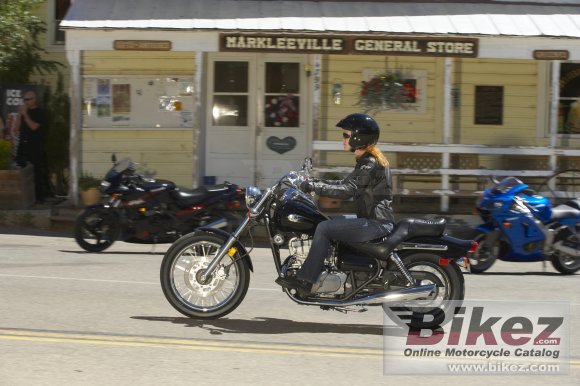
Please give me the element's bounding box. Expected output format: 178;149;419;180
160;158;475;328
470;176;580;274
74;157;245;252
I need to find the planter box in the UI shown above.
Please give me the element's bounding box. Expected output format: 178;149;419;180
0;164;35;209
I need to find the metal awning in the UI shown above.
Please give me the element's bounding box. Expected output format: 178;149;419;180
61;0;580;38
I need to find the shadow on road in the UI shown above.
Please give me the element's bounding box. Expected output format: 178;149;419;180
131;316;387;336
470;271;571;276
59;250;165;255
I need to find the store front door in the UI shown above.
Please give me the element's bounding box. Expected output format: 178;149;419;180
205;53;310;188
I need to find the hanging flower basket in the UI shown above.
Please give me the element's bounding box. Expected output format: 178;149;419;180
357;71;416;115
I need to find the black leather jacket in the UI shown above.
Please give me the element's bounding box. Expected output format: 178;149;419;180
312;153;394;224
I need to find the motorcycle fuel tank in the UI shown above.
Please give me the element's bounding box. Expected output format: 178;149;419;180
274;188;328;234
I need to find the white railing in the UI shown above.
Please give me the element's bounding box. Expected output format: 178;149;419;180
312;141;580;211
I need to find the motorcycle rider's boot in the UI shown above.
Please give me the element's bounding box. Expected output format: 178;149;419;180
275;276;313;295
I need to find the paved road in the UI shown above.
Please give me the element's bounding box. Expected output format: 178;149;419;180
0;231;578;385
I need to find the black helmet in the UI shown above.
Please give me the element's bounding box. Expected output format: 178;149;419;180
336;113;380;150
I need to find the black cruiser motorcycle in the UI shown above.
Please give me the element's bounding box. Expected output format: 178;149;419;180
160;158;475;327
75;157;244;252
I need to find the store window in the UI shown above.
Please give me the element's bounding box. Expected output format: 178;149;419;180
264;62;300;127
50;0;71;45
212;61;249;126
558;62;580;134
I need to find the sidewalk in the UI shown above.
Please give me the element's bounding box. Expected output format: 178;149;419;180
0;198;480;239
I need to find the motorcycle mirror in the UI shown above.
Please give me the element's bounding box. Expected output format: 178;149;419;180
489;175;500;185
302;157;313;171
112;153;117;163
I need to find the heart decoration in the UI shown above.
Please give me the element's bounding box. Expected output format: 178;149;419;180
266;136;296;154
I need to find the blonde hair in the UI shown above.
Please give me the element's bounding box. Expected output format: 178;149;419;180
364;144;389;168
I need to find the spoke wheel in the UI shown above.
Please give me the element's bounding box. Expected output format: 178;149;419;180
160;234;250;319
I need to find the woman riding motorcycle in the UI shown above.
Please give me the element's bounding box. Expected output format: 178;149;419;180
275;113;394;294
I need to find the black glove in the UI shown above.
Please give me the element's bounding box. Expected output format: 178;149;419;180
299;179;315;193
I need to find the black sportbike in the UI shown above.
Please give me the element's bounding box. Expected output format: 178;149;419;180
75;157;244;252
160;158;475;327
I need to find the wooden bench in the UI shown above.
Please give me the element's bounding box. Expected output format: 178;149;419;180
396;153;484;195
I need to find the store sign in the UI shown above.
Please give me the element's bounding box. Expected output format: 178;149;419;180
113;40;172;51
221;35;347;54
220;34;478;57
533;50;569;60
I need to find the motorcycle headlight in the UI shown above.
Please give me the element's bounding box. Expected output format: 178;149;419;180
245;186;262;208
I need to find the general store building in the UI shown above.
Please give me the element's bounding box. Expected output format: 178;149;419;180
61;0;580;210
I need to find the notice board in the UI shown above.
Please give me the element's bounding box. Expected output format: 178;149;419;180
82;76;194;129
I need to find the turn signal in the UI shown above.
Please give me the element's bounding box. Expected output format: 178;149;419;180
503;222;512;228
227;247;237;257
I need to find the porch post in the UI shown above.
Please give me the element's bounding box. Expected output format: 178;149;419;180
66;48;81;207
549;60;561;190
192;52;204;189
441;57;453;212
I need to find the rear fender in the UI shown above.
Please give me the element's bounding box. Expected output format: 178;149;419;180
193;227;253;272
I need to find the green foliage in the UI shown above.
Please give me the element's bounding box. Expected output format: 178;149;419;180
78;172;101;191
0;0;62;83
44;73;70;195
0;139;11;170
357;71;416;115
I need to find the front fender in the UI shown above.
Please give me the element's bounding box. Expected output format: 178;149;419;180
193;227;254;272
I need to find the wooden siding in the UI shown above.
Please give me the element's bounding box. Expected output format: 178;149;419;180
80;51;197;187
81;130;196;188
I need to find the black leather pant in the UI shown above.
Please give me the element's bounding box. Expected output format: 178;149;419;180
297;217;393;283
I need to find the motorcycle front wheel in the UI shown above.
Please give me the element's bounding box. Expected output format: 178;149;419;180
468;230;499;273
74;208;120;252
160;234;250;319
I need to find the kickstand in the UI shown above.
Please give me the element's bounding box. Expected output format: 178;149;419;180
149;243;156;254
542;259;547;272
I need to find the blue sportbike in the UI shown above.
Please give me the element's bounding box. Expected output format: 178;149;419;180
470;176;580;274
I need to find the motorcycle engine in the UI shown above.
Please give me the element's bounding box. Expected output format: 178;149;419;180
284;236;348;295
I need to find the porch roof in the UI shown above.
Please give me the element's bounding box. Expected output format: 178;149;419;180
61;0;580;39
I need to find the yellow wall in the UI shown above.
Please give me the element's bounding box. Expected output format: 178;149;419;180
317;55;551;171
80;51;196;187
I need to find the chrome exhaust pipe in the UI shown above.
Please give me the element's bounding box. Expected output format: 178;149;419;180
286;284;436;307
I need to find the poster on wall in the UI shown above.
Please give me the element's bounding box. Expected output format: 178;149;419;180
112;84;131;126
0;84;45;165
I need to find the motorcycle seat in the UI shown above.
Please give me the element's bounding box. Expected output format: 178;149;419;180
345;218;447;260
550;204;580;220
173;184;232;206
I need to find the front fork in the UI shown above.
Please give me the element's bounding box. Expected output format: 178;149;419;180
200;215;251;283
200;188;272;283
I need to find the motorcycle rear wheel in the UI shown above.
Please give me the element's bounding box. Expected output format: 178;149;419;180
551;228;580;274
160;234;250;319
384;253;464;329
74;208;120;252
